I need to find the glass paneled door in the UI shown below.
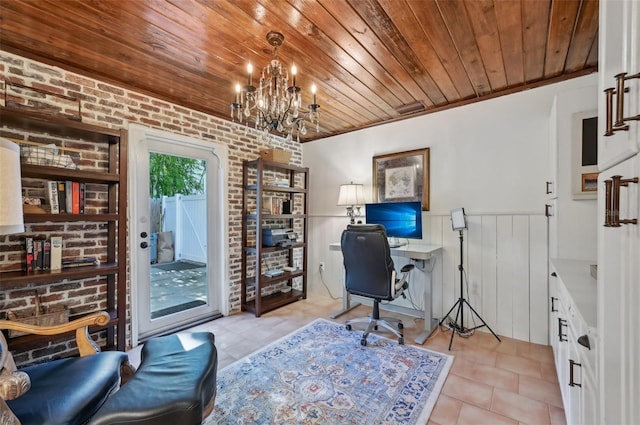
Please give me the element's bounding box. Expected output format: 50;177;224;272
129;125;227;341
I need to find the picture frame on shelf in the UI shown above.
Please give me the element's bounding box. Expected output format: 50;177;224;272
372;148;430;210
572;110;598;199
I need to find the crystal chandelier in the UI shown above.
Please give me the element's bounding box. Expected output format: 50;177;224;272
231;31;320;142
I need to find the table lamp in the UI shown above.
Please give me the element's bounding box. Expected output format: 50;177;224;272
0;137;25;234
337;182;366;224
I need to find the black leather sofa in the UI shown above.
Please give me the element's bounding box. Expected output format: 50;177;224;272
0;313;217;425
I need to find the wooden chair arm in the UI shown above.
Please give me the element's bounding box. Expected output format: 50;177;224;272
0;312;110;357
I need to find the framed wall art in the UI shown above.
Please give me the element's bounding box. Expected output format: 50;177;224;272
571;110;598;199
372;148;430;210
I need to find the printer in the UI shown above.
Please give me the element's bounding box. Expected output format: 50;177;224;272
262;228;298;247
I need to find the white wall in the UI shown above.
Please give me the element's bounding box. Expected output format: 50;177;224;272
551;82;599;261
303;74;598;344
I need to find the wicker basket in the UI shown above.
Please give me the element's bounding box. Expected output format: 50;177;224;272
259;148;291;164
6;292;68;337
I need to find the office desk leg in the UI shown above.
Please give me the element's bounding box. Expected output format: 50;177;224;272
329;292;361;319
415;318;440;344
414;254;440;344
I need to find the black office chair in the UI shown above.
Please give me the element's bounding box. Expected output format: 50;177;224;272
340;224;415;346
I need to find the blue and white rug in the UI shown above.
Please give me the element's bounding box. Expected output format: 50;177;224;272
210;318;453;425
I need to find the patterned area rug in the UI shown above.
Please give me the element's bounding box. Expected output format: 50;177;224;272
209;318;453;425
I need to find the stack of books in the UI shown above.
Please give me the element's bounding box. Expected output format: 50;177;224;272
45;180;86;214
25;236;98;271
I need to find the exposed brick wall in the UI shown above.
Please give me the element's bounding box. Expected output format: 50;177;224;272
0;51;302;364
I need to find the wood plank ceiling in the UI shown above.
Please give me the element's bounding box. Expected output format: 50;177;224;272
0;0;598;142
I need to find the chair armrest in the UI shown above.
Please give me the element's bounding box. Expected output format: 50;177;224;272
0;312;110;357
400;264;415;273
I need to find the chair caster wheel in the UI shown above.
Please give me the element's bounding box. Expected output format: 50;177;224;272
398;323;404;330
399;337;405;345
346;324;352;331
361;338;367;346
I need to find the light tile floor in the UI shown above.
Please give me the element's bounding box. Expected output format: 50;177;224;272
127;294;566;425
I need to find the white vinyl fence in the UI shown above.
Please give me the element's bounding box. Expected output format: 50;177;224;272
151;194;207;264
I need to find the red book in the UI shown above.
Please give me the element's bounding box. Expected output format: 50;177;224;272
72;181;80;214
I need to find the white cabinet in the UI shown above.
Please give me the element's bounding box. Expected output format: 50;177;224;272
597;1;640;423
598;0;639;170
597;154;639;425
549;260;598;425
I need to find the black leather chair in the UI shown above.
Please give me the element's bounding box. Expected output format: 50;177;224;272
340;224;415;346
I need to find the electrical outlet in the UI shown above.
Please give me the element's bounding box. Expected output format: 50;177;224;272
319;262;325;272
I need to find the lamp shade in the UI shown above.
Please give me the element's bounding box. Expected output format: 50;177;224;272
0;138;24;235
337;183;366;206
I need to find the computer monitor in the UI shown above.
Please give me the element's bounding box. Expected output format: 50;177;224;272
365;201;423;242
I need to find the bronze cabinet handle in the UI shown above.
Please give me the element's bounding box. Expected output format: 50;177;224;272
604;87;615;136
551;296;558;313
604;176;638;227
604;72;639;136
614;73;630;130
604;179;613;226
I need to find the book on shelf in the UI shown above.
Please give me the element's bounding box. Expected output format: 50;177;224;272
50;237;62;270
57;181;67;213
25;237;34;272
71;181;80;214
65;181;73;213
33;239;43;270
62;257;99;268
47;180;59;214
79;182;85;214
42;240;51;270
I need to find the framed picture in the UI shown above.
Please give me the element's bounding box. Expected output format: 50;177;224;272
372;148;430;210
572;110;598;199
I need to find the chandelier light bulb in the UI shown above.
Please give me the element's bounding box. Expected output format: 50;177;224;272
247;63;253;86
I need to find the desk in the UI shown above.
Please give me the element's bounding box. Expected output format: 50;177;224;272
328;242;442;344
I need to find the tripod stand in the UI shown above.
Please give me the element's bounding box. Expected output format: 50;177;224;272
440;230;501;350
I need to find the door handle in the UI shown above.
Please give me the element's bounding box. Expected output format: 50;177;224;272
551;297;558;312
545;204;553;217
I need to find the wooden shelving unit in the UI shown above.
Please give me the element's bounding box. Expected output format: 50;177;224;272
241;158;308;316
0;106;127;352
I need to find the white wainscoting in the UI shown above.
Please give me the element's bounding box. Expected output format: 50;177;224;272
308;212;549;345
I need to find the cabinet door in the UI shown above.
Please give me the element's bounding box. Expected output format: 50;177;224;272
548;268;560;354
547;97;558;199
566;328;582;425
581;364;598;425
598;0;639;170
597;154;639;424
